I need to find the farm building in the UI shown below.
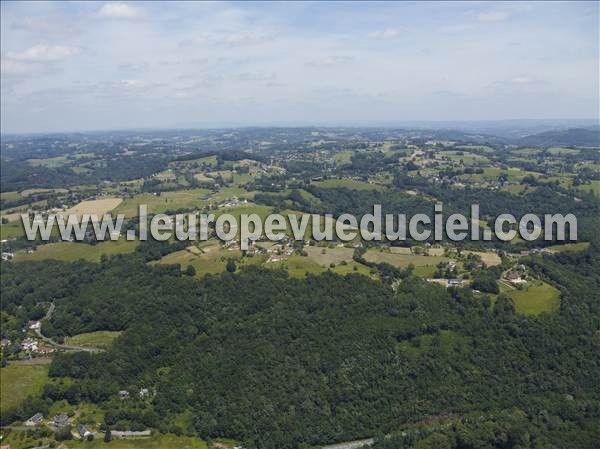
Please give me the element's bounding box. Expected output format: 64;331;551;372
25;413;43;426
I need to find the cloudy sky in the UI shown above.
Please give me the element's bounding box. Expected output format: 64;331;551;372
1;1;598;133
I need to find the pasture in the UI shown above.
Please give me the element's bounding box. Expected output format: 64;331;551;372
115;189;211;217
0;363;49;412
304;246;355;266
312;178;384;191
578;180;600;196
506;281;560;315
14;239;138;262
545;242;590;253
153;243;243;277
65;331;122;349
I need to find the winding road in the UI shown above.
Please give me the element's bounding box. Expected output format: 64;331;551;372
35;303;105;353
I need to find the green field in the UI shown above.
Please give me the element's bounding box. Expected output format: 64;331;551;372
441;151;490;164
65;331;122;349
547;147;580;156
506;281;560;315
0;363;49;412
0;191;21;201
578;180;600;196
463;167;537;183
153;242;244;277
312;178;384;191
0;219;26;239
115;189;212;217
14;239;138;262
546;242;590;253
26;156;69;167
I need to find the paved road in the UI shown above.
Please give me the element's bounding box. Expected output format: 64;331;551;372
35;303;105;353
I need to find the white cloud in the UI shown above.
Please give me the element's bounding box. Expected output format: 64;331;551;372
305;56;353;68
477;11;510;23
98;2;142;20
181;32;273;47
367;28;401;39
0;58;33;76
7;45;78;62
510;76;536;85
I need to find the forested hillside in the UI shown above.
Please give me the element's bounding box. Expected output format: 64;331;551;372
2;240;599;448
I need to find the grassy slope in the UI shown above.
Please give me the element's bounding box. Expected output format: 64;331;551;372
0;364;49;412
65;331;122;349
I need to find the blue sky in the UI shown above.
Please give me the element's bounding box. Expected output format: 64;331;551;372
1;1;598;133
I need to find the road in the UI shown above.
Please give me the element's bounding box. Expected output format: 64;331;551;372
35;302;105;353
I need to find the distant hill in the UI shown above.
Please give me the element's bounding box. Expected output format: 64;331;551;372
518;127;600;147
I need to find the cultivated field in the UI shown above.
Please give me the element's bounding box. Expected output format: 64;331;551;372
65;197;123;218
364;249;448;268
464;250;502;266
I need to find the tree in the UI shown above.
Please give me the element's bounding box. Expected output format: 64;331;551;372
185;265;196;277
104;428;112;443
226;259;236;273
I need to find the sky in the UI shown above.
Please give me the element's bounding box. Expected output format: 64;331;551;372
1;1;598;133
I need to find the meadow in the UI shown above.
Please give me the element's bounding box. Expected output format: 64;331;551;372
14;239;138;262
504;280;560;315
65;331;122;349
312;178;384;191
0;363;49;413
304;246;355;266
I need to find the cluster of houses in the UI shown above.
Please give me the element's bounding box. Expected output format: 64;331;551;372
17;336;54;355
218;196;247;208
24;412;94;440
21;337;39;352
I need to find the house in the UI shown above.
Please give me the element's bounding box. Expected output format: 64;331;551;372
506;271;526;285
119;390;129;399
0;338;10;348
139;388;149;398
25;413;43;426
78;424;92;439
1;252;14;261
21;337;38;352
29;321;41;330
447;279;463;287
53;414;69;427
